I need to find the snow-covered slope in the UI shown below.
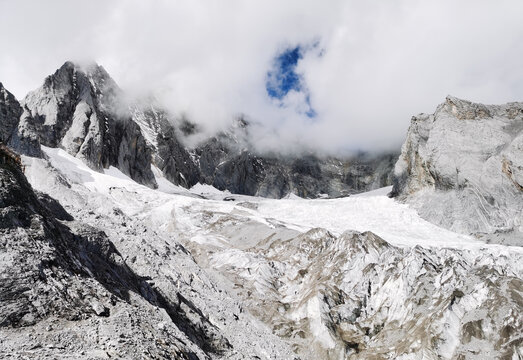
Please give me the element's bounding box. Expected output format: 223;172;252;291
15;144;522;359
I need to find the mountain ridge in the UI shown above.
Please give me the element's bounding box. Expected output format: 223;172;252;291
1;60;399;199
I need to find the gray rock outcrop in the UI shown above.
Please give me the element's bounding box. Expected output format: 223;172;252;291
132;105;200;187
0;82;21;143
392;96;523;245
193;120;397;198
190;223;523;359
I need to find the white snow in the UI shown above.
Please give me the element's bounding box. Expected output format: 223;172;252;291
190;182;231;196
254;194;509;251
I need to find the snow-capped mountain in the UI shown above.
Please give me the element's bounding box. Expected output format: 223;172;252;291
17;61;157;187
0;63;522;359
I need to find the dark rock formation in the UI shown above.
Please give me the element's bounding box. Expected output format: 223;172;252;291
132;105;199;187
135;111;398;198
191;121;397;198
0;82;21;143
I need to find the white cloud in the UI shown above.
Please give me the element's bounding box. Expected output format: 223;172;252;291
1;0;522;154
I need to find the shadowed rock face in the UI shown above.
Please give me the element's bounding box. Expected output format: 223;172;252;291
392;96;523;245
132;105;200;187
201;146;397;199
17;62;156;188
0;83;41;156
199;143;397;198
190;118;397;198
0;83;21;143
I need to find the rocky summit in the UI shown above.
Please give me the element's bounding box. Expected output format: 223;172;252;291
0;62;522;360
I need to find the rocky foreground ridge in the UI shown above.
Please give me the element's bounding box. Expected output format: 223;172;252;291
392;96;523;246
0;139;296;358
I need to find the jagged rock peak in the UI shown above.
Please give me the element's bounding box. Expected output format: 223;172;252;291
34;60;121;116
0;82;19;107
47;60;113;83
431;95;523;121
433;95;492;120
19;61;157;188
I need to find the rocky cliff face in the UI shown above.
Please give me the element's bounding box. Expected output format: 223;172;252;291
0;82;41;156
0;82;21;143
392;96;523;245
18;62;156;187
191;119;397;198
132;104;200;187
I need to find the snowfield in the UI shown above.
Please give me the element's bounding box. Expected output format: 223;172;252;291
20;146;523;360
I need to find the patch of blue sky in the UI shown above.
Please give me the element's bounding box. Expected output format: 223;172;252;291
266;44;318;118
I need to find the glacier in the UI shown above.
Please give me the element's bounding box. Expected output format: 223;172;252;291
9;144;520;359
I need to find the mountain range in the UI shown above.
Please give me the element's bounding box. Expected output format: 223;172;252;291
0;61;521;359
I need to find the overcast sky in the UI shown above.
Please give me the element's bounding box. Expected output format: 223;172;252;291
1;0;522;154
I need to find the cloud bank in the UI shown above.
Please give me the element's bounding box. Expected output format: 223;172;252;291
1;0;523;154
